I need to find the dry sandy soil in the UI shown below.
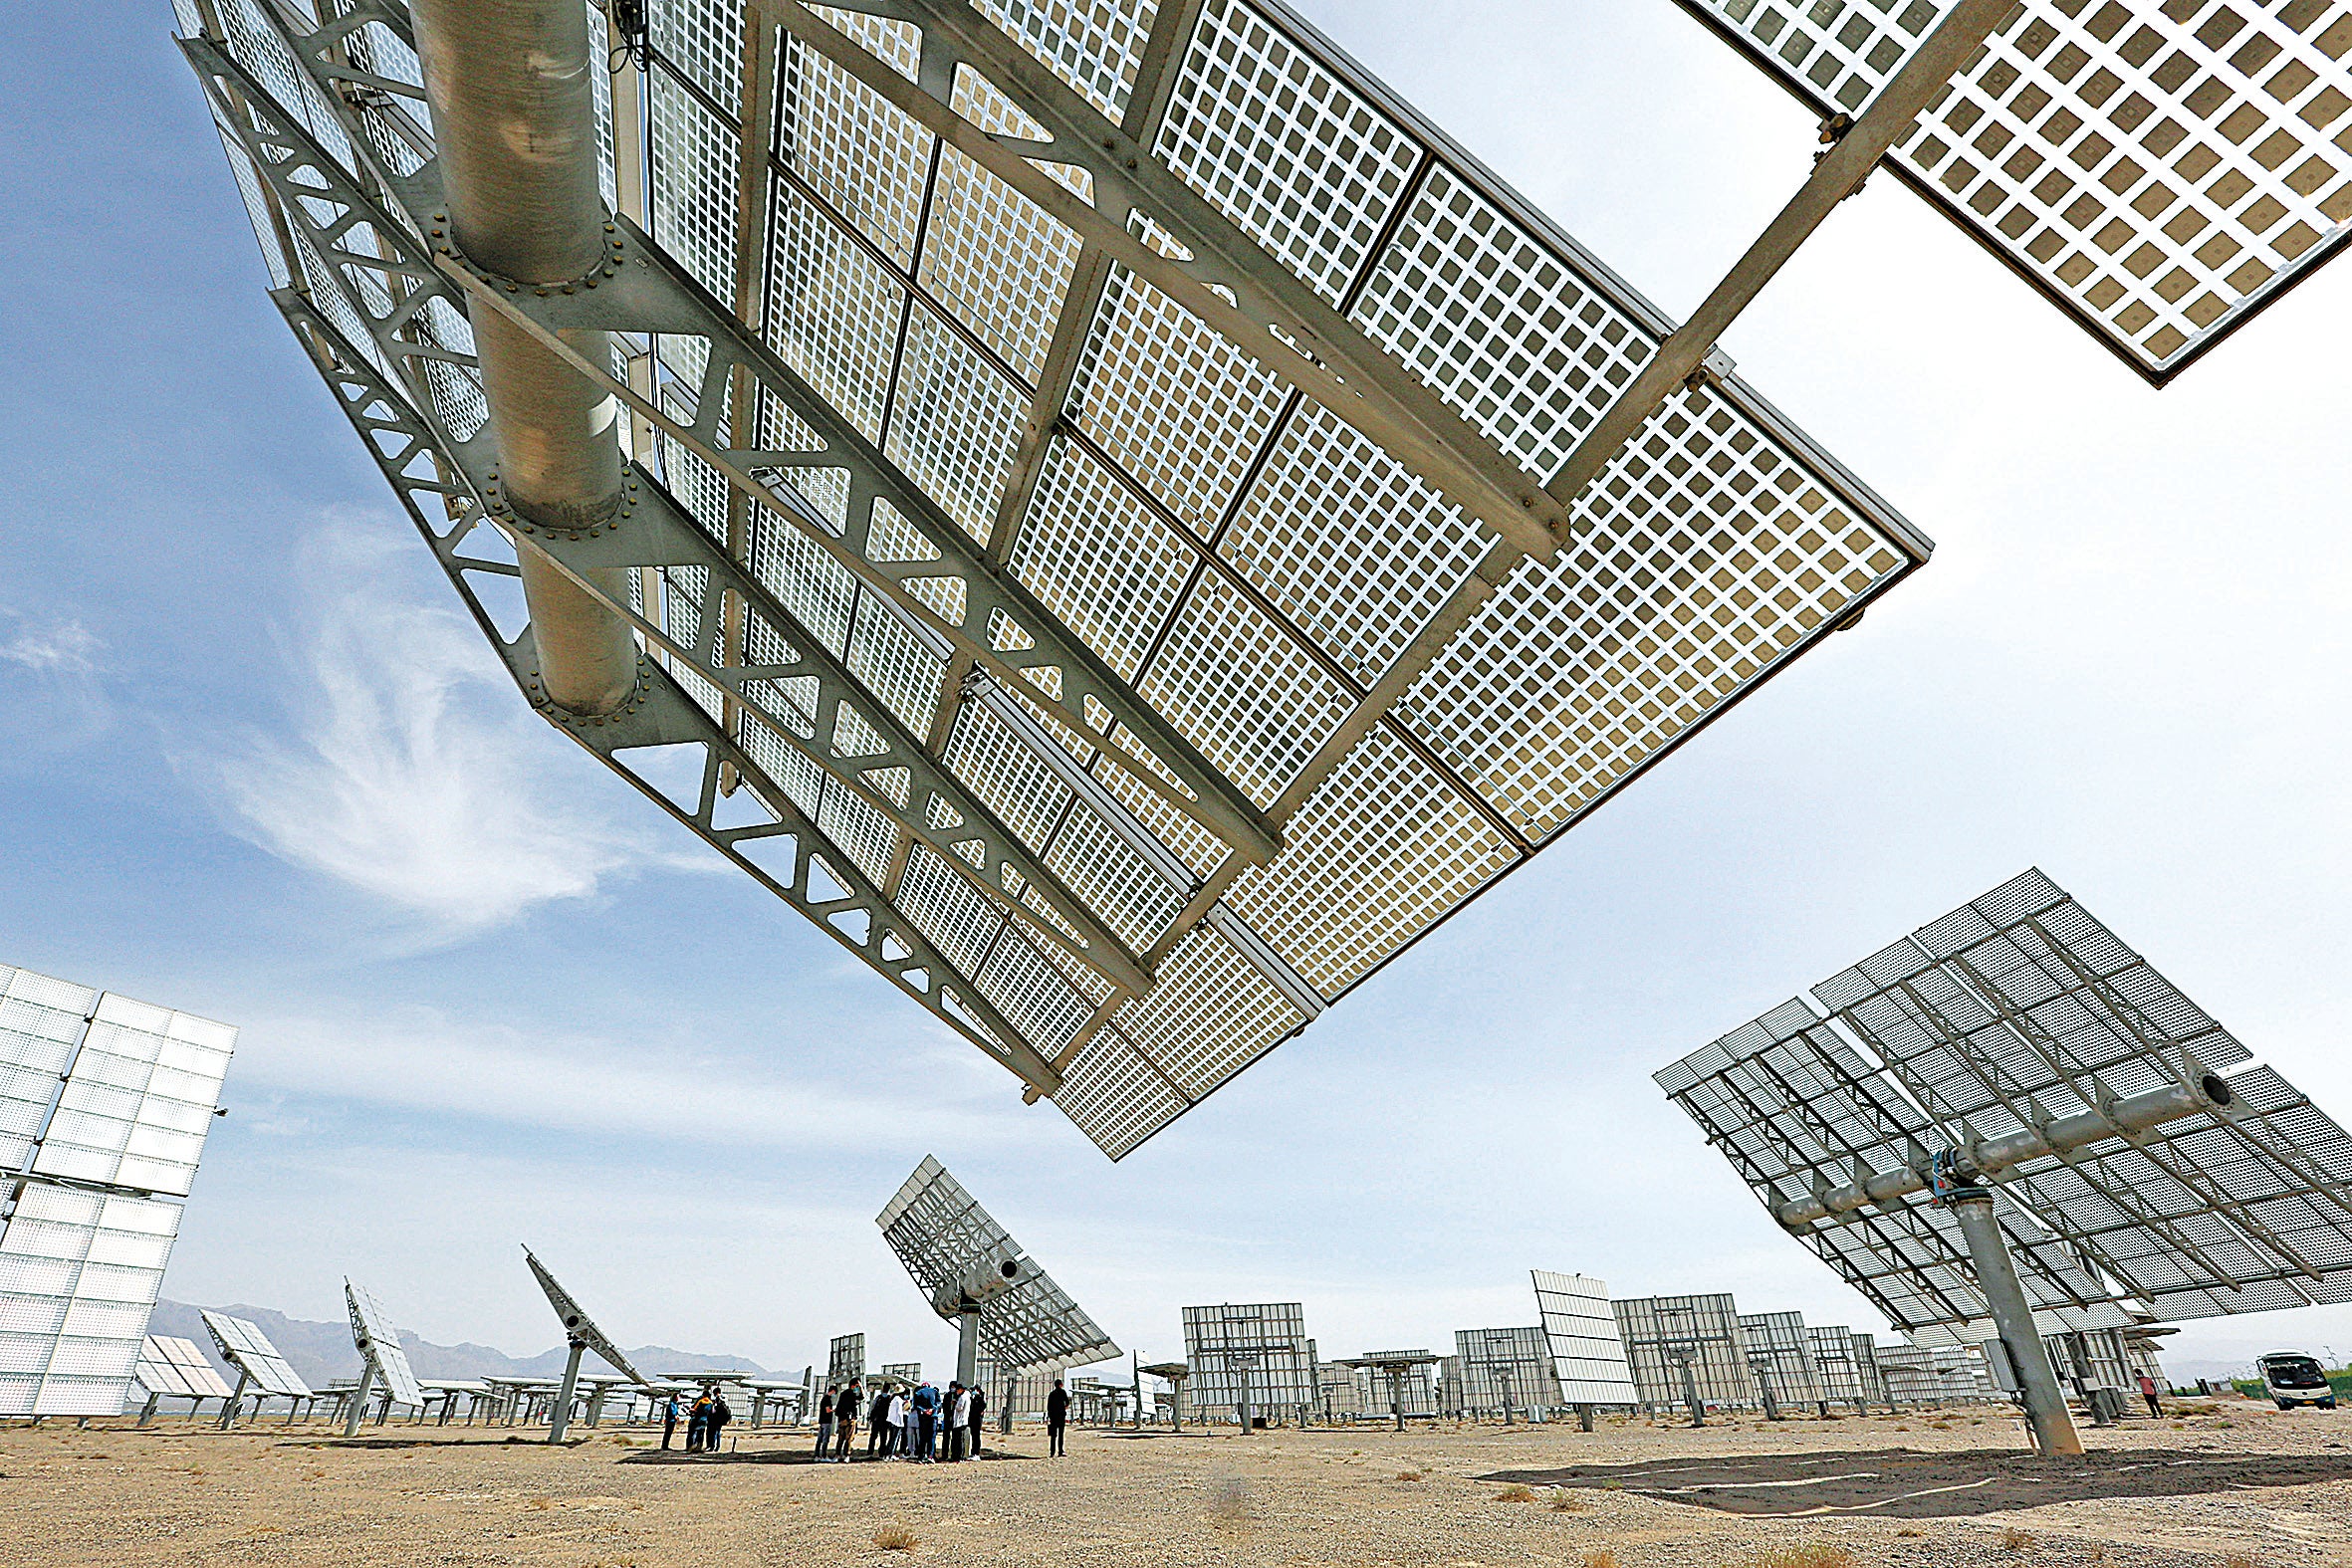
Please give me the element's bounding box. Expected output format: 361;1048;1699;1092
4;1399;2350;1567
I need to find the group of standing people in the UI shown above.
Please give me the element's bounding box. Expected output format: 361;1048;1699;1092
659;1386;732;1453
811;1376;1070;1462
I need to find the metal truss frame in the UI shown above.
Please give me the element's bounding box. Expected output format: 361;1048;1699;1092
876;1156;1116;1370
271;288;1062;1092
773;0;1571;558
186;13;1180;1005
526;1247;649;1385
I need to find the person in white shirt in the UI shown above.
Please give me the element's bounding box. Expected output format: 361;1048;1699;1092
948;1384;973;1460
890;1390;912;1459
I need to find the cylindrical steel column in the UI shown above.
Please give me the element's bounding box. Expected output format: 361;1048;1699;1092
343;1364;378;1439
1951;1194;2083;1455
410;0;639;716
955;1310;982;1387
549;1340;587;1444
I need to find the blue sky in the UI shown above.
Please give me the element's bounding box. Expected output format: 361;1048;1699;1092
4;0;2350;1385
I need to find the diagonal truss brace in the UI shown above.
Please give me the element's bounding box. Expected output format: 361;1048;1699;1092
275;288;1063;1094
217;0;1275;873
184;22;1156;995
435;215;1277;868
775;0;1567;560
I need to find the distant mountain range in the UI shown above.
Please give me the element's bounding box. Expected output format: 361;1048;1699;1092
147;1299;786;1389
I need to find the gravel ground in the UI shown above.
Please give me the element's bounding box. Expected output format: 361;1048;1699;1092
3;1399;2347;1567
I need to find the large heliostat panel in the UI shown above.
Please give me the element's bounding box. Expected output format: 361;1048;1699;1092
525;1249;649;1385
1529;1269;1640;1406
1738;1309;1828;1407
1804;1322;1879;1408
201;1309;312;1399
1453;1325;1555;1413
181;0;1930;1161
875;1155;1118;1370
134;1334;236;1402
1612;1292;1757;1411
1182;1301;1316;1414
0;964;234;1417
346;1279;425;1408
1663;867;2352;1343
828;1333;866;1384
1669;0;2352;382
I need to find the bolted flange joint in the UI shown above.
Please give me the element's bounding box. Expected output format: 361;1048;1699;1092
525;653;657;728
424;211;628;295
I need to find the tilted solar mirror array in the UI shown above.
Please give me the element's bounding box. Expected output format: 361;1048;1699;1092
876;1155;1118;1371
1670;0;2352;382
828;1332;865;1383
0;965;235;1416
1738;1307;1828;1409
202;1308;313;1400
346;1277;426;1410
1452;1324;1554;1413
526;1246;650;1384
1529;1269;1640;1406
177;0;1930;1158
133;1334;236;1406
1612;1291;1758;1410
1659;868;2352;1346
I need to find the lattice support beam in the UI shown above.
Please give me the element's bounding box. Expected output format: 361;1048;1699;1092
275;289;1063;1094
776;0;1570;560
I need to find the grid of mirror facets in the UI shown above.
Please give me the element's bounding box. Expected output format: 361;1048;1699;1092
1739;1308;1829;1406
201;1309;311;1397
195;0;1924;1162
1529;1270;1641;1405
1181;1302;1318;1411
134;1334;235;1401
1611;1292;1759;1411
0;1185;181;1416
875;1155;1120;1369
1675;0;2352;376
1452;1325;1555;1412
347;1279;425;1407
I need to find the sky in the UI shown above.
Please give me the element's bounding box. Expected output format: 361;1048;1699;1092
3;0;2350;1388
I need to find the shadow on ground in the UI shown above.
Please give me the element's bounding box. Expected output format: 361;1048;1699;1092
1479;1448;2352;1517
619;1449;1035;1466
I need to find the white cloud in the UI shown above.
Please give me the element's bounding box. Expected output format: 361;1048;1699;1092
0;613;102;674
206;518;703;942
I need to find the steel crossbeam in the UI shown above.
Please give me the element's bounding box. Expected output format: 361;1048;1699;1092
772;0;1569;560
274;290;1064;1093
186;27;1156;998
232;0;1278;878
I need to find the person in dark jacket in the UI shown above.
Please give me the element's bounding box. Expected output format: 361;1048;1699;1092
816;1386;836;1460
967;1384;988;1458
944;1382;964;1460
686;1390;711;1453
913;1380;939;1461
834;1380;859;1460
706;1389;731;1454
1047;1380;1069;1457
868;1386;893;1458
660;1392;679;1450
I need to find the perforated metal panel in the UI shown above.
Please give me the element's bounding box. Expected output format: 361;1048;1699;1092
1612;1293;1758;1412
1671;0;2352;381
1530;1270;1641;1405
201;1309;311;1398
346;1278;424;1408
185;0;1929;1162
876;1155;1118;1371
1181;1301;1316;1415
1664;867;2352;1340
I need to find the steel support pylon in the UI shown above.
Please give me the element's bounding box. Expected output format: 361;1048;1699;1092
342;1363;378;1439
1950;1193;2083;1456
549;1341;587;1445
955;1311;982;1389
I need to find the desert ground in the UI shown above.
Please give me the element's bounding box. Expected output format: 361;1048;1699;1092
4;1399;2349;1567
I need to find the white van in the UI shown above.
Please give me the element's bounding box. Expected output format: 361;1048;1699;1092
2257;1352;2337;1410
